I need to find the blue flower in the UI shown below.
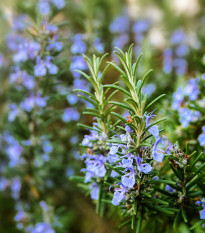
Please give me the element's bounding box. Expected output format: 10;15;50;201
62;108;79;122
82;154;107;179
94;38;104;53
152;138;165;162
112;183;127;206
163;48;172;74
146;111;159;139
112;34;129;49
172;87;184;110
90;183;99;200
47;36;63;52
40;201;49;211
133;20;150;34
42;140;53;153
32;222;55;233
34;57;47;77
70;56;88;78
125;125;133;133
71;34;86;54
121;168;135;188
67;94;78;105
179;108;194;128
175;44;189;57
11;177;21;199
110;145;119;155
171;30;185;45
109;15;129;33
38;0;51;15
45;56;58;74
173;58;187;75
34;56;58;77
0;177;8;191
200;209;205;220
165;185;175;193
198;126;205;146
8;104;19;122
51;0;65;9
136;156;152;174
142;83;156;96
184;78;199;101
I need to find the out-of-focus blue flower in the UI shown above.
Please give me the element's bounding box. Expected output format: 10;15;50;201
6;138;22;167
173;58;187;75
109;15;129;33
184;78;199;101
172;87;184;110
12;15;27;32
62;108;79;122
165;185;175;193
13;39;40;63
15;210;25;222
171;30;185;45
70;136;78;144
163;48;173;74
70;56;88;78
0;177;8;191
43;21;58;34
8;104;19;122
200;209;205;220
71;34;86;54
42;140;53;153
112;34;129;49
198;126;205;146
175;44;189;57
133;20;150;34
51;0;65;9
67;94;78;105
40;201;49;211
45;56;58;74
38;0;51;15
142;83;156;96
34;57;47;77
65;167;74;177
73;79;90;92
179;108;194;128
94;38;104;53
11;177;21;199
34;56;58;76
90;183;99;200
32;222;55;233
10;67;35;90
20;93;47;112
47;36;63;52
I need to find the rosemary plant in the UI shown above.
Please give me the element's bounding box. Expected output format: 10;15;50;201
74;45;205;233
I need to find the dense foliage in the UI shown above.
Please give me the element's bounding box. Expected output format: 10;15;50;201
0;0;205;233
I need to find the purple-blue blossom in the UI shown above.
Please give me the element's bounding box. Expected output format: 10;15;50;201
136;156;152;174
31;222;55;233
90;183;99;200
184;78;199;101
198;126;205;146
62;108;79;122
121;168;135;188
109;15;129;34
112;183;127;206
71;34;86;54
165;185;175;193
